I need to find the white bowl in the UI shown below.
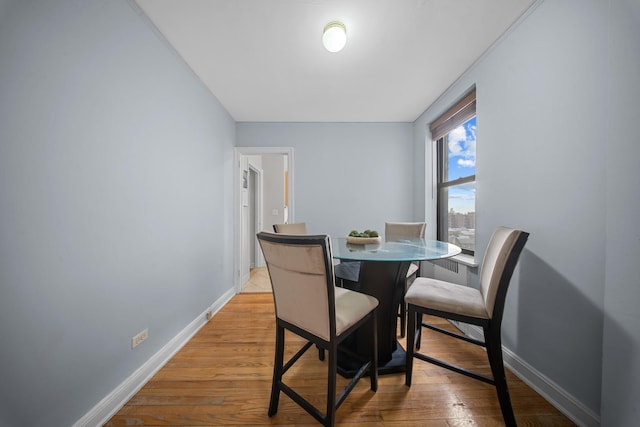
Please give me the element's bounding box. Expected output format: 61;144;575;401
346;236;381;245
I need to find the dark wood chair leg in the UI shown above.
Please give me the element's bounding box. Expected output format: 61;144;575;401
370;312;378;391
268;324;284;417
405;306;416;386
326;345;337;427
415;312;423;350
485;326;517;427
400;266;420;338
399;301;406;338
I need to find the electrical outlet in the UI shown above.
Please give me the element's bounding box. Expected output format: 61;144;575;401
132;328;148;349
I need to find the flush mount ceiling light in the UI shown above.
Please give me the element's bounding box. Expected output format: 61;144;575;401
322;21;347;53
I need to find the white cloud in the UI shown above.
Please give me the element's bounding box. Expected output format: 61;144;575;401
465;138;476;158
448;126;466;156
448;124;476;167
467;124;476;141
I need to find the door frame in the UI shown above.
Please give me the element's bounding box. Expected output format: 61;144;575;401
248;163;263;268
234;147;294;293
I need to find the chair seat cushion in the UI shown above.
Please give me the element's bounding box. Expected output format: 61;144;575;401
334;287;379;336
407;262;419;278
405;277;489;319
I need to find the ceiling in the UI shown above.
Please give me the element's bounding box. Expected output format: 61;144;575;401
135;0;536;123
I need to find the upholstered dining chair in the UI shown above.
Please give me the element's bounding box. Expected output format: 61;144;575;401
257;232;379;427
404;226;529;427
272;222;307;234
272;221;342;360
384;221;426;337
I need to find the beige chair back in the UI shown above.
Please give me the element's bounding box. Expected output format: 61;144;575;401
385;222;426;238
258;232;335;341
273;222;308;235
479;226;528;318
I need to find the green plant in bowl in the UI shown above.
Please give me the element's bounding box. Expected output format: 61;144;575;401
348;229;379;238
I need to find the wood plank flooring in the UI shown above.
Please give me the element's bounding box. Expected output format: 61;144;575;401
105;293;576;426
241;267;271;293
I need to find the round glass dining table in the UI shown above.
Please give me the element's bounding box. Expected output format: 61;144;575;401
332;237;461;263
332;237;461;377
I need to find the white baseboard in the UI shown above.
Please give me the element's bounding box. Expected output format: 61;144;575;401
73;287;236;427
453;322;600;427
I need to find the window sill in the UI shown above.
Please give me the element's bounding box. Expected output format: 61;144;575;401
452;253;478;268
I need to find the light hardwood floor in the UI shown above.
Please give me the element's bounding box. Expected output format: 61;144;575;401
241;267;271;293
106;290;576;426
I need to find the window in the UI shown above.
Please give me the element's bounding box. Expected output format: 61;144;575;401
431;89;476;255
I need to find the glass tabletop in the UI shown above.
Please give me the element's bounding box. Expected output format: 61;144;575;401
332;237;461;262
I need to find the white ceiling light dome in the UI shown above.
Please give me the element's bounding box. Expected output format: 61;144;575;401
322;21;347;53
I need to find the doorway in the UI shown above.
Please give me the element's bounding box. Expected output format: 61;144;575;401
234;147;294;293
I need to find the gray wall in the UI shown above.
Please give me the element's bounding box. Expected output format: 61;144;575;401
236;122;415;238
602;0;640;425
414;0;638;422
0;1;235;426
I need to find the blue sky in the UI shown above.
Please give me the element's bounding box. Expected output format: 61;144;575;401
447;116;476;214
